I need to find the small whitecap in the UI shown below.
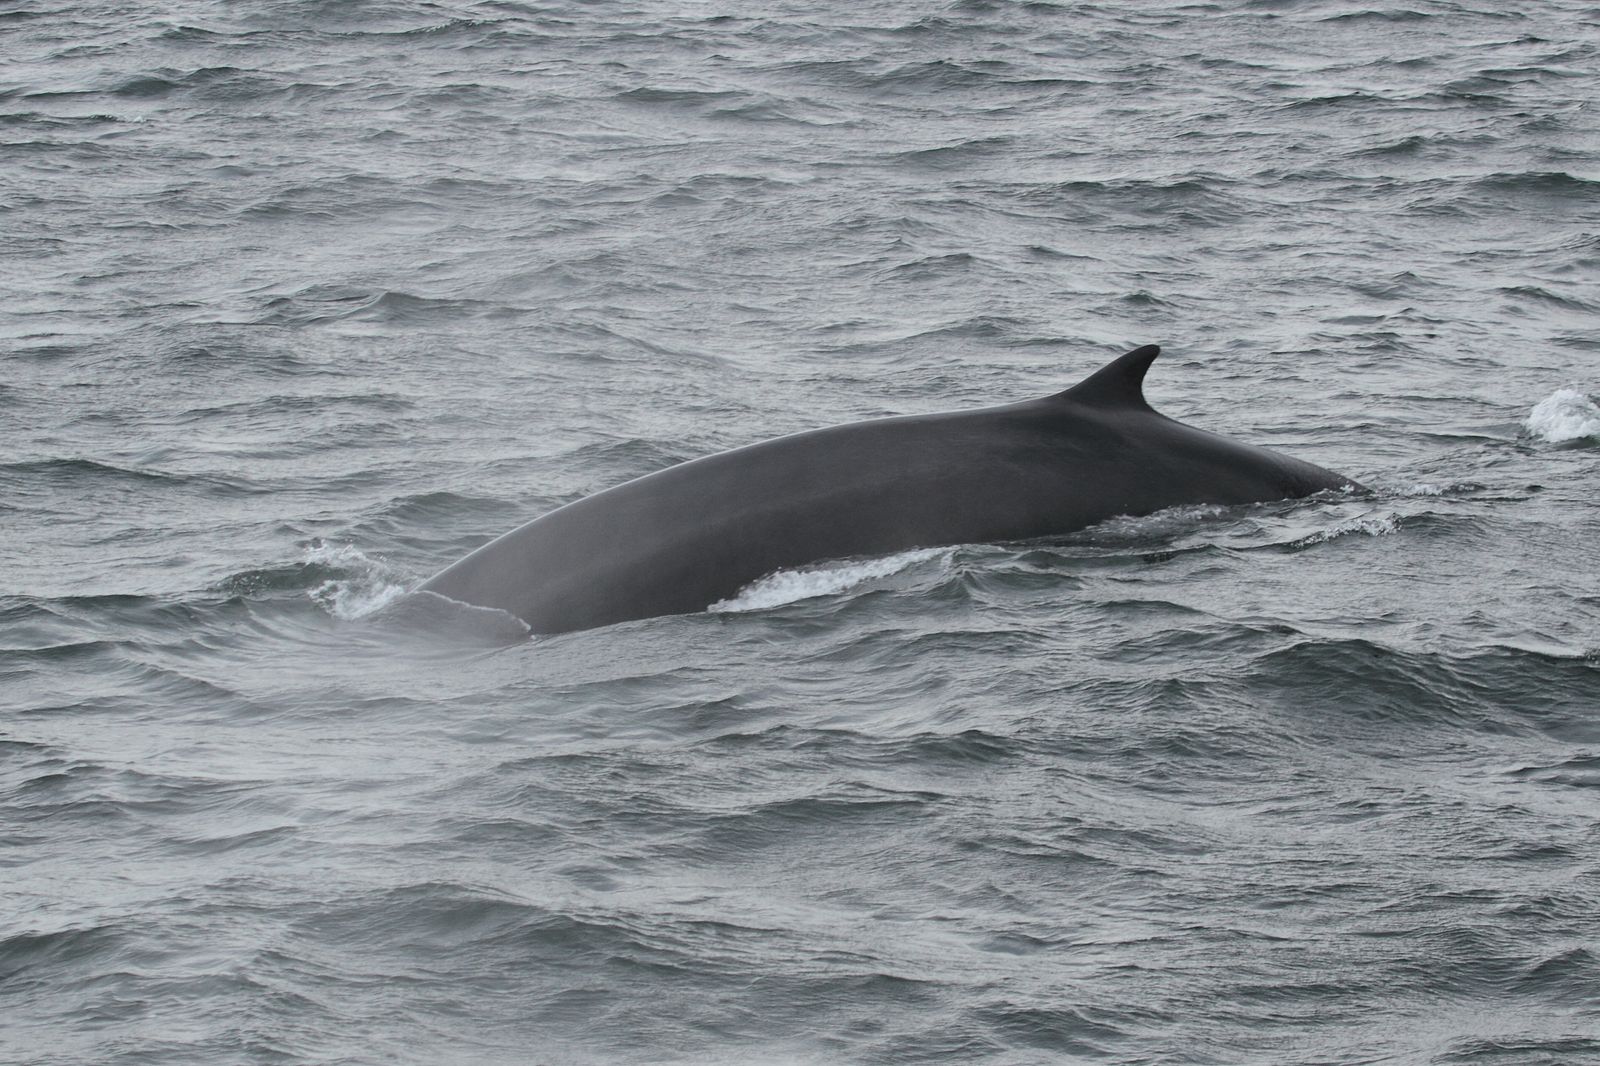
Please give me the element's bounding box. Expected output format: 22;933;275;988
710;549;949;614
304;542;410;620
1525;388;1600;444
1081;504;1229;541
1292;512;1400;547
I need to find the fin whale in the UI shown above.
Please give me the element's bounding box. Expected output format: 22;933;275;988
418;345;1359;635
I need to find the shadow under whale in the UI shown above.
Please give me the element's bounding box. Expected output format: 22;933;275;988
418;345;1360;635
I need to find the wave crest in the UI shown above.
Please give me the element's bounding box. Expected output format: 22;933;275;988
1526;388;1600;444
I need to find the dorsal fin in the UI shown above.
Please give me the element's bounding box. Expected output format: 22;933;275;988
1055;344;1160;409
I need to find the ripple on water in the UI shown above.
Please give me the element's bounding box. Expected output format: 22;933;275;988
4;2;1600;1064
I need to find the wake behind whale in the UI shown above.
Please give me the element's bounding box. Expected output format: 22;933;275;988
418;345;1360;635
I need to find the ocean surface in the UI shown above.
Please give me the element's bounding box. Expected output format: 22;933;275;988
4;1;1599;1063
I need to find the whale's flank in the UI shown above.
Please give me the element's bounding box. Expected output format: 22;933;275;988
418;345;1358;635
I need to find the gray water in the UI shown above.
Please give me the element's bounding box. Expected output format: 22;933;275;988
4;2;1600;1063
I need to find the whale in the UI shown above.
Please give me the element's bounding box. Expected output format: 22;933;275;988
417;344;1359;634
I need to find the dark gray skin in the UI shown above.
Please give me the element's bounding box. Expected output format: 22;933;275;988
418;345;1359;634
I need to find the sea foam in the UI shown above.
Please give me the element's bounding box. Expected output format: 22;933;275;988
710;548;949;613
1525;388;1600;444
304;542;410;620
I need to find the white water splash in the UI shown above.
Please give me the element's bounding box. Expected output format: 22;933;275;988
710;548;950;614
304;542;410;620
1292;512;1400;547
1525;388;1600;444
1080;504;1229;541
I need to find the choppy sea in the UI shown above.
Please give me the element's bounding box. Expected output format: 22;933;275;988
4;2;1599;1063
